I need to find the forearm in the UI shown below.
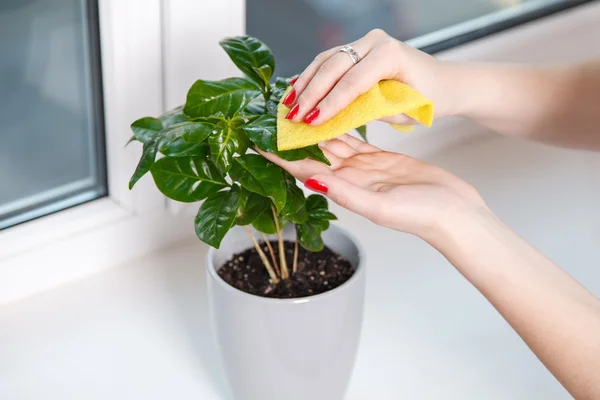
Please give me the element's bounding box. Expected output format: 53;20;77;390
444;60;600;150
433;208;600;399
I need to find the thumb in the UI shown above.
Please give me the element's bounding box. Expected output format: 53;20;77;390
304;174;379;221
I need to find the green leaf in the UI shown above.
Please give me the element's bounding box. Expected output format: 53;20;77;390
306;193;328;212
252;65;272;89
160;141;205;158
296;194;337;251
160;106;190;128
209;119;250;172
150;156;227;202
274;76;293;90
241;114;330;165
266;99;279;116
279;146;331;165
306;194;337;227
184;78;261;118
157;122;216;157
229;154;287;212
125;136;137;146
128;138;160;189
219;36;275;88
164;121;216;143
195;186;241;249
356;125;368;142
240;114;277;151
167;142;211;158
236;188;270;226
281;173;307;224
310;210;337;222
271;76;295;103
296;223;324;252
271;87;287;104
131;114;212;157
230;116;251;155
251;208;277;234
131;117;162;143
243;96;267;116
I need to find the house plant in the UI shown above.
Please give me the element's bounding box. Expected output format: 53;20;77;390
128;35;366;400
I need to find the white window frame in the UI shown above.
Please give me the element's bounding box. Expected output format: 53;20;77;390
1;0;599;305
0;0;192;305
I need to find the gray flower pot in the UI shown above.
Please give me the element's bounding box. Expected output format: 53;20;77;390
206;224;366;400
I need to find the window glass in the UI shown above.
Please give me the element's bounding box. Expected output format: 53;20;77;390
247;0;578;76
0;0;106;229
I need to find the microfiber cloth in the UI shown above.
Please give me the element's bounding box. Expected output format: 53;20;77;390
277;80;434;151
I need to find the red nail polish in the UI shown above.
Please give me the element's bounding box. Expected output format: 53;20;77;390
305;178;328;194
289;76;298;85
282;89;296;107
304;108;320;124
286;104;300;120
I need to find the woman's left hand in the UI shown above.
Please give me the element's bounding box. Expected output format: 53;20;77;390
261;135;488;243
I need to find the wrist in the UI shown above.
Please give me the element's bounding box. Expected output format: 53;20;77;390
436;62;474;118
423;204;501;253
398;45;462;119
411;59;472;119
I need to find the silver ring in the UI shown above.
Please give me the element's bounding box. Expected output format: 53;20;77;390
339;45;361;64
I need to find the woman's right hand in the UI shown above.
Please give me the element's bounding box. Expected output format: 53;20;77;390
261;134;488;244
282;29;457;126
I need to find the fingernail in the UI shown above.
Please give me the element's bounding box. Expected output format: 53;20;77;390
305;178;328;194
286;104;300;120
289;76;298;85
282;89;296;107
304;108;320;124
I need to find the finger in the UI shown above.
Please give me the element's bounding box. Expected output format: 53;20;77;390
336;133;381;153
290;34;384;121
304;44;398;125
258;149;331;182
319;139;358;159
281;46;341;108
378;114;416;125
304;174;380;222
319;147;344;169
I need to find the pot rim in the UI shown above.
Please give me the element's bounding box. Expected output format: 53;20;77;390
206;223;365;304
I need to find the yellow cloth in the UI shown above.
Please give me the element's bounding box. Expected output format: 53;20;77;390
277;80;434;151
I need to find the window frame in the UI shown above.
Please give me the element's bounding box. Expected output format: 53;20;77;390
0;0;191;305
1;0;599;305
411;0;594;53
0;0;108;230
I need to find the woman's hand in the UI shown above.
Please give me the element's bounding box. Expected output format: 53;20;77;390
281;29;456;126
261;134;487;243
266;137;600;399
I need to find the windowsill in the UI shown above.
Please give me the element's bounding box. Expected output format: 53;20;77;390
2;129;599;399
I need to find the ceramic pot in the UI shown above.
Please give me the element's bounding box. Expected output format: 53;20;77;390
206;224;366;400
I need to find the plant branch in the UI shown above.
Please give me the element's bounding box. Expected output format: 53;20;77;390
263;89;271;114
261;232;280;277
244;226;279;284
272;206;290;279
293;238;299;274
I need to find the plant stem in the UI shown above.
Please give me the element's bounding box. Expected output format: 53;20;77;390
263;89;271;114
261;232;280;277
292;239;299;274
244;226;279;284
272;206;290;280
